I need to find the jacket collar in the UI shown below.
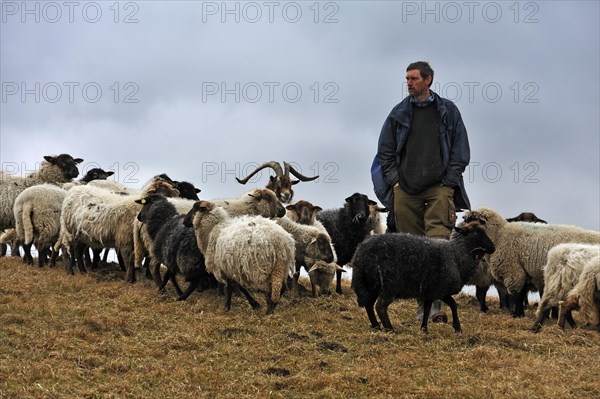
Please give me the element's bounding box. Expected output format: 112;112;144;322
389;91;448;126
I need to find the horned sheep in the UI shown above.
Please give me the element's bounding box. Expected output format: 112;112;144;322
184;200;294;315
463;207;600;317
531;243;600;332
351;221;496;333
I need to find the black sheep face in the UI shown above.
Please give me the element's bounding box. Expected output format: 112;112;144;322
44;154;83;179
344;193;375;224
173;181;201;201
506;212;547;224
135;194;167;223
455;221;495;259
80;168;114;183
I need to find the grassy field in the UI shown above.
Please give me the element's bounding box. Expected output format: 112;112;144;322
1;256;599;399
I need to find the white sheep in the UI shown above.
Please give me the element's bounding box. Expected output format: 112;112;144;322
185;200;295;315
463;207;600;317
558;255;600;331
13;184;67;267
59;177;179;281
531;243;600;332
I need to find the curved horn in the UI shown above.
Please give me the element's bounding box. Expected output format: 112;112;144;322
284;161;319;182
236;161;284;185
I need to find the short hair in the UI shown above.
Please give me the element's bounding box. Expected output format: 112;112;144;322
406;61;434;87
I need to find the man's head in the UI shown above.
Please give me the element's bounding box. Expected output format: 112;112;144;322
406;61;434;100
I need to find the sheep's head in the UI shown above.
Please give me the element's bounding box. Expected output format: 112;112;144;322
43;154;83;180
80;168;114;183
235;161;318;203
308;261;345;296
246;188;286;218
134;194;167;223
344;193;376;224
305;234;335;263
463;207;506;228
286;200;322;225
453;221;496;260
154;174;201;200
506;212;547;224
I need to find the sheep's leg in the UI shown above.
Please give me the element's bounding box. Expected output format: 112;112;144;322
510;287;528;318
224;282;234;312
475;285;490;313
498;290;510;310
117;251;126;272
292;270;300;299
125;254;136;284
364;298;380;330
102;248;110;263
83;247;92;269
375;296;396;332
49;247;59;268
531;297;552;333
151;259;163;288
420;299;433;333
442;295;461;333
335;269;343;294
143;257;153;280
0;243;6;256
237;284;261;309
22;243;34;265
265;292;276;315
37;247;50;268
170;273;184;296
176;279;200;301
74;243;87;273
565;311;577;329
558;296;579;329
158;269;172;293
91;248;102;270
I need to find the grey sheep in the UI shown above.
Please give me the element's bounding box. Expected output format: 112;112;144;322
464;207;600;317
185;200;294;315
532;243;600;332
308;260;345;297
351;221;495;333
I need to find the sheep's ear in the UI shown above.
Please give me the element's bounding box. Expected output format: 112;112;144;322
313;206;323;213
135;198;146;205
453;226;469;235
291;180;300;185
44;155;56;164
336;265;347;273
377;207;388;213
285;204;295;210
106;171;115;177
368;200;377;206
74;158;84;164
195;188;201;193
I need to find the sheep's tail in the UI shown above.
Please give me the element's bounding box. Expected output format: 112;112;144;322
350;250;377;308
21;202;35;245
572;259;600;326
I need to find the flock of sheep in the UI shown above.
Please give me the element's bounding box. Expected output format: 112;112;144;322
0;154;599;333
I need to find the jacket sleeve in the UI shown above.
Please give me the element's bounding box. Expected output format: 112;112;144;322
442;103;470;187
376;115;399;187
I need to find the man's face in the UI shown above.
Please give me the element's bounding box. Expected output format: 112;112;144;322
406;69;431;99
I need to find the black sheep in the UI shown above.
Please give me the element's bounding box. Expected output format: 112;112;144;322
316;193;375;294
351;221;495;333
135;194;216;300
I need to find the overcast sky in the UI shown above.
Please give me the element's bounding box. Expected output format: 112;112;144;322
1;1;599;230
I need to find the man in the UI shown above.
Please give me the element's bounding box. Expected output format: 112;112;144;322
371;61;471;322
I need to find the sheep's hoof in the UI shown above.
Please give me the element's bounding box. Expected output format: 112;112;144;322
531;324;542;333
420;326;429;333
384;327;397;334
454;328;463;334
371;324;381;331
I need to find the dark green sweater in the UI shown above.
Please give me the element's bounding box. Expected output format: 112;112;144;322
398;102;444;194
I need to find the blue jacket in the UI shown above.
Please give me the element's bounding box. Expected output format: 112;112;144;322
371;91;471;211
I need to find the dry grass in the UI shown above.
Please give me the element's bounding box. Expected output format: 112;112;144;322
1;256;599;399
